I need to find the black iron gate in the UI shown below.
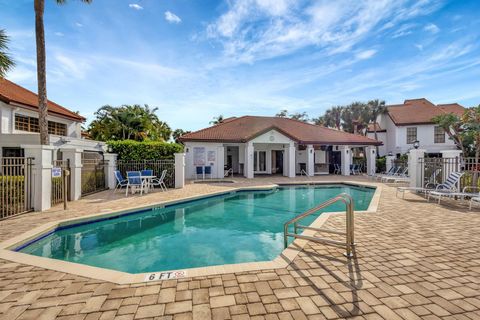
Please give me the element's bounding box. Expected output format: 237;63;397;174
1;157;33;219
81;159;108;196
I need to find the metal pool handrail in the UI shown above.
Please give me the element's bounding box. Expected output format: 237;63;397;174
283;193;355;258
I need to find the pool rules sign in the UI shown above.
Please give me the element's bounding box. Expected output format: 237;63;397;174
144;270;187;282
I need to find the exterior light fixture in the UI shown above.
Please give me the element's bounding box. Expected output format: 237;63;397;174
413;140;420;149
388;151;393;156
107;146;113;153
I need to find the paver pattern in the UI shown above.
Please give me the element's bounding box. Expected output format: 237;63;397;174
0;176;479;320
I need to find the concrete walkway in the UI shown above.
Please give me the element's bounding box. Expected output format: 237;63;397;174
0;176;479;319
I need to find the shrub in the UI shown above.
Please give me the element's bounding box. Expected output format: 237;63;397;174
376;156;386;173
107;140;183;160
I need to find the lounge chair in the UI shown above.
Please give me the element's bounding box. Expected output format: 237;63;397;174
126;171;145;196
427;172;465;203
470;195;480;210
429;185;478;205
382;167;408;182
224;168;233;177
114;170;128;192
395;168;442;198
373;166;399;181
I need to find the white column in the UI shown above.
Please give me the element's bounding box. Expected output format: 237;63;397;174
365;146;376;176
288;143;296;178
386;155;396;173
245;142;254;179
103;153;118;190
61;148;83;200
283;145;288;177
340;146;351;176
306;144;314;176
408;149;426;188
22;145;53;212
216;146;225;178
174;153;185;188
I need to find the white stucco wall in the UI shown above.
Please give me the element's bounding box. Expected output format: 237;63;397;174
184;142;225;179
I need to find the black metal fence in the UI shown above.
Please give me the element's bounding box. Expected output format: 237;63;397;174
116;160;175;188
81;159;108;196
419;157;479;190
0;157;33;219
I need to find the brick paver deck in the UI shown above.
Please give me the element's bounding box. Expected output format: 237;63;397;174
0;176;479;319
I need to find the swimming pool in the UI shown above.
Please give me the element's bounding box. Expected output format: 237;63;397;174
17;184;375;274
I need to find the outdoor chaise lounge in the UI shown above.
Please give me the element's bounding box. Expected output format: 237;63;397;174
470;195;480;210
428;185;478;205
395;168;446;199
425;171;465;203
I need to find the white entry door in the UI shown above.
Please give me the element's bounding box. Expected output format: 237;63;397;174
254;151;267;173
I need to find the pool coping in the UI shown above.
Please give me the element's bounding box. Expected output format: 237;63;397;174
0;181;382;284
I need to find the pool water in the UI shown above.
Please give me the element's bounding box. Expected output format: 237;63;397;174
19;184;374;273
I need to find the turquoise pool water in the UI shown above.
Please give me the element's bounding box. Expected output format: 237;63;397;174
18;184;374;273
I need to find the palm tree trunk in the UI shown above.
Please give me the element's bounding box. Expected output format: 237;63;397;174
374;130;379;158
34;0;49;145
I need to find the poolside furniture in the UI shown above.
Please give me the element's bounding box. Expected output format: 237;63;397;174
204;166;212;179
152;170;167;192
429;185;479;205
427;172;465;203
114;170;128;193
224;168;233;177
126;171;145;196
350;164;360;175
333;163;341;175
395;168;442;198
196;166;204;179
372;166;396;180
470;195;480;210
382;167;408;182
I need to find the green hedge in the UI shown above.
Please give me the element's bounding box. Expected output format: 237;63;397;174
107;140;183;160
376;157;386;173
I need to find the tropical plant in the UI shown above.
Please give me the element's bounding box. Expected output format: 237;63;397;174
210;115;224;125
314;106;343;129
432;113;468;156
172;129;191;144
0;29;15;78
88;104;171;141
366;99;387;156
107;140;183;160
341;102;369;134
275;110;309;122
34;0;92;145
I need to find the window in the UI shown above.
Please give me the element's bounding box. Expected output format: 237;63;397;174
434;126;445;143
406;127;417;144
15;114;67;136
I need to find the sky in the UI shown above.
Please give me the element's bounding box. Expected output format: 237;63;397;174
1;0;480;131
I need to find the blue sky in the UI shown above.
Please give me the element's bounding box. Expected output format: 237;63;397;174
1;0;480;131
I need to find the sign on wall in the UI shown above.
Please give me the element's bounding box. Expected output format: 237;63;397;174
193;147;206;165
52;167;62;178
207;151;216;162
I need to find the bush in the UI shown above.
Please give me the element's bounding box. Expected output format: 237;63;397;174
107;140;183;160
376;156;386;173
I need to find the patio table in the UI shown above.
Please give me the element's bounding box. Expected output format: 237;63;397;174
140;175;156;194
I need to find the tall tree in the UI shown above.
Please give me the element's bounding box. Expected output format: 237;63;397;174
88;104;171;141
275;109;309;122
210;115;224;125
341;102;369;134
317;106;343;130
0;29;15;78
275;110;288;118
34;0;92;145
366;99;387;156
172;129;191;144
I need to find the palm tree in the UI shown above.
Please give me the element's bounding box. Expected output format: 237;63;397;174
325;106;343;130
210;115;224;125
0;29;15;78
367;99;387;156
34;0;92;145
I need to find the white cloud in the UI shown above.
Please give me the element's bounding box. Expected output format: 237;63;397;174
54;32;64;37
165;11;181;24
205;0;444;64
424;23;440;33
75;22;83;28
129;3;143;10
355;49;377;60
415;44;424;51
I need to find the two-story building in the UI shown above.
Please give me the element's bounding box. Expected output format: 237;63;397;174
0;78;106;161
366;98;465;157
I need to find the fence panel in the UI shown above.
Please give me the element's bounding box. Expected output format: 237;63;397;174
1;157;33;219
81;159;109;196
116;160;175;188
419;157;479;190
51;160;70;206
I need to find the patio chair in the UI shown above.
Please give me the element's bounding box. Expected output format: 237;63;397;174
114;170;128;192
352;164;360;175
126;171;145;196
224;168;233;177
333;163;341;175
204;166;212;179
152;170;167;192
196;166;204;179
141;169;153;176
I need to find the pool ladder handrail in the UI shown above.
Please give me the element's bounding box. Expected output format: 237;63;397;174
283;193;355;258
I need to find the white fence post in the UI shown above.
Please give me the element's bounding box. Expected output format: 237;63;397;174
386;155;396;173
61;148;83;200
340;146;351;176
175;153;185;188
21;145;53;212
408;149;426;188
365;146;376;176
103;153;118;190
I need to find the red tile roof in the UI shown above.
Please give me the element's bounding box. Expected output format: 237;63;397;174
387;98;465;126
0;78;85;121
180;116;382;145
